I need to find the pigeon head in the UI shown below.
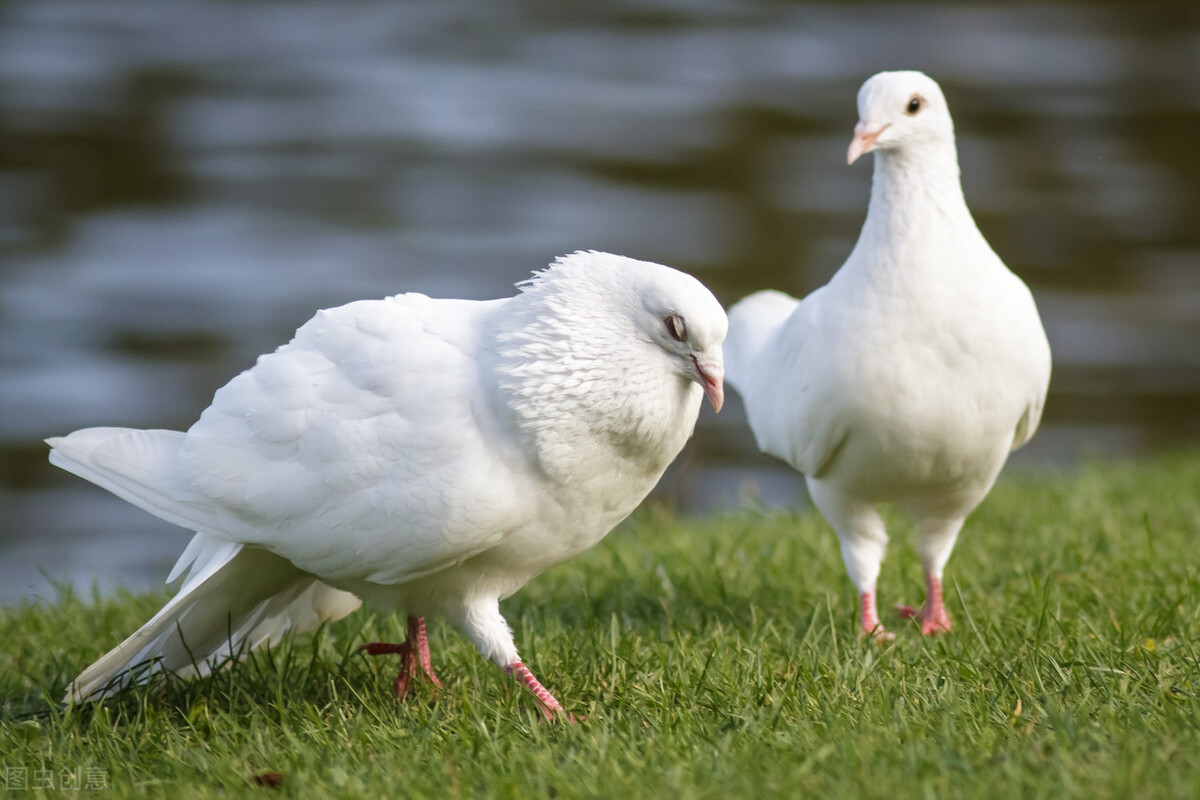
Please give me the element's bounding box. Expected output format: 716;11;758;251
507;251;727;413
629;261;727;413
847;71;954;165
540;250;724;412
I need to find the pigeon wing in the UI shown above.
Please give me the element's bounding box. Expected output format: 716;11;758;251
174;292;532;585
732;286;851;479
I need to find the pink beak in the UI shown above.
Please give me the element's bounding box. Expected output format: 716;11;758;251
691;355;724;413
847;121;890;165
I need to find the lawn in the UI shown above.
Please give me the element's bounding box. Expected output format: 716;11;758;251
2;454;1199;798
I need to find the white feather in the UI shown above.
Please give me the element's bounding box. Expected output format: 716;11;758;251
724;72;1051;635
52;250;727;703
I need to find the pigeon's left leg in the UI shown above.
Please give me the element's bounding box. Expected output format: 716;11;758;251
505;661;569;721
465;600;578;722
359;614;443;697
896;573;952;635
896;515;964;635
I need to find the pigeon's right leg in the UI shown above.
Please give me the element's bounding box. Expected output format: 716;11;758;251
807;480;892;639
359;614;443;697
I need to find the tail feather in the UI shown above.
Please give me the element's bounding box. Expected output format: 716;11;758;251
723;290;798;391
47;427;224;535
66;534;361;703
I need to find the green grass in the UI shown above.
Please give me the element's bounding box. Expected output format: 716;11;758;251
3;453;1199;798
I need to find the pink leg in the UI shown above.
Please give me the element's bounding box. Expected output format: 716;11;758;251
407;615;441;686
896;574;952;635
859;591;895;640
358;614;444;697
506;661;577;722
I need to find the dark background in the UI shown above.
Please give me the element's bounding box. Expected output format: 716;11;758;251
2;1;1198;602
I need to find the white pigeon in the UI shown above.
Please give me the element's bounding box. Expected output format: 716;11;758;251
50;250;727;716
724;71;1051;638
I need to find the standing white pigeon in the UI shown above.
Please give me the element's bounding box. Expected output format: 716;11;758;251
50;250;727;716
724;71;1051;638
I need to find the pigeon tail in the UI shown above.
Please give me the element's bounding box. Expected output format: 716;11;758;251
64;534;361;703
723;290;798;392
47;427;224;535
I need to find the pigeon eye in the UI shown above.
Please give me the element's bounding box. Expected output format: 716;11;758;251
905;94;923;115
664;314;687;342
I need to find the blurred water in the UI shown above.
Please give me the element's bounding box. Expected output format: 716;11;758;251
2;1;1199;604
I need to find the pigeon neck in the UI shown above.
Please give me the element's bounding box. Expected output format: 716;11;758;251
866;142;972;235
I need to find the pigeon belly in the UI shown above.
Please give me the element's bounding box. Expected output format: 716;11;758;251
328;479;647;620
815;283;1033;503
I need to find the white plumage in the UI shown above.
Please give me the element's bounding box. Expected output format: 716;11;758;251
51;250;727;715
725;71;1051;637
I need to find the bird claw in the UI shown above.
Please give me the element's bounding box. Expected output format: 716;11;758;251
895;604;952;635
359;615;443;697
506;660;580;722
858;592;894;640
860;623;896;641
359;640;443;696
527;706;584;724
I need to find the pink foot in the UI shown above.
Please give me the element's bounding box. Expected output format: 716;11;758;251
896;575;952;635
506;661;580;723
859;591;894;641
359;614;444;696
